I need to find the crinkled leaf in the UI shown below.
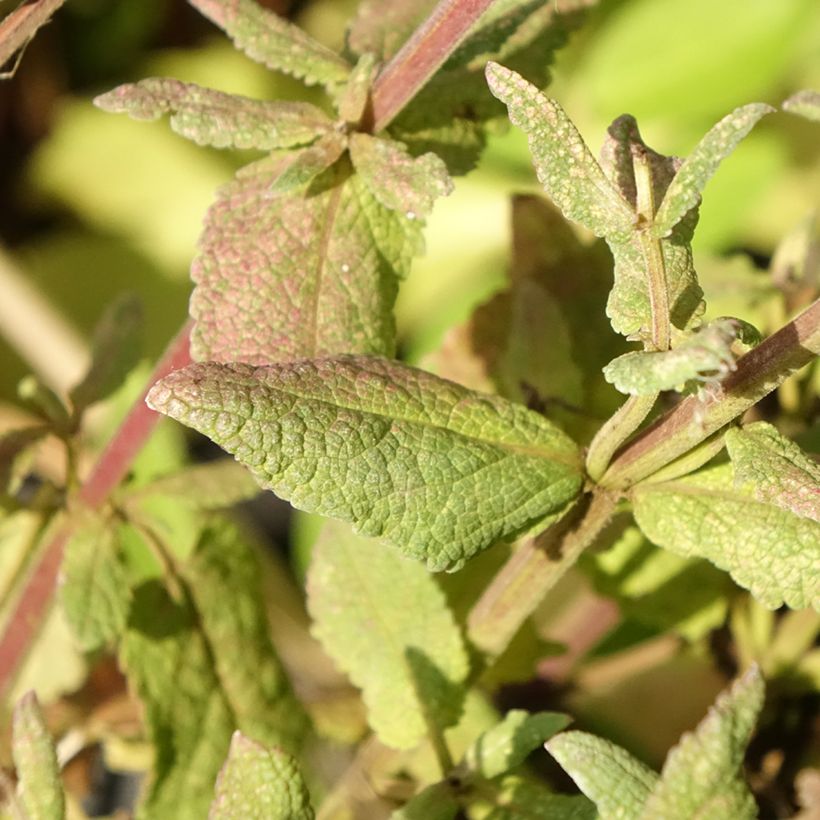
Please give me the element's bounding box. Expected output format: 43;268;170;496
633;463;820;610
546;731;658;818
69;293;142;415
391;782;459;820
147;356;583;570
209;732;313;820
485;62;633;239
349;133;453;218
783;89;820;122
338;52;378;124
94;78;332;150
469;775;597;820
268;132;347;194
188;0;350;89
653;104;774;237
464;710;570;779
726;422;820;523
308;522;468;748
640;667;764;820
12;691;64;820
190;156;420;364
60;515;130;651
121;519;307;819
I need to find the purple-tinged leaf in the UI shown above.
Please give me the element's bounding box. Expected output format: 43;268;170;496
269;132;347;194
349;133;453;218
94;78;332;150
189;0;350;89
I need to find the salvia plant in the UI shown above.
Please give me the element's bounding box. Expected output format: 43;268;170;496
0;0;819;818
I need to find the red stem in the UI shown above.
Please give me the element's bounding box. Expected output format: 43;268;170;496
0;322;192;700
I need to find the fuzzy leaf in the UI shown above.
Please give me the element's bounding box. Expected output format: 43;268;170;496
189;0;350;89
726;422;820;523
308;522;468;748
12;692;64;820
653;104;774;237
94;78;332;150
190;156;420;364
147;356;583;570
391;782;459;820
469;775;597;820
209;732;313;820
783;89;820;122
633;463;820;610
349;133;453;218
69;293;142;415
546;731;659;818
640;667;764;820
464;710;570;779
346;0;432;61
60;515;130;651
268;132;347;194
338;52;378;124
485;62;633;239
121;519;307;819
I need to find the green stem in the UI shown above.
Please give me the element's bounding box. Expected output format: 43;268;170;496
466;491;618;658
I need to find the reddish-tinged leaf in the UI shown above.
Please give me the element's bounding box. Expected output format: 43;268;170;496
337;52;379;125
346;0;433;61
269;132;347;194
0;0;64;76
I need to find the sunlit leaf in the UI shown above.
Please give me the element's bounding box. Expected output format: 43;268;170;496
268;132;347;194
783;89;820;122
337;52;379;124
468;774;597;820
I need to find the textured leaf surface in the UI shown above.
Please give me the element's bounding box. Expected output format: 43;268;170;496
346;0;432;61
189;0;350;88
485;62;633;238
469;775;597;820
60;515;130;651
209;732;313;820
190;157;420;364
653;103;774;237
12;692;64;820
726;422;820;523
640;667;764;820
268;131;347;194
122;520;306;819
633;463;820;610
349;133;453;218
308;522;468;748
337;52;378;124
148;356;583;570
783;89;820;122
546;731;658;819
94;78;332;150
464;710;570;779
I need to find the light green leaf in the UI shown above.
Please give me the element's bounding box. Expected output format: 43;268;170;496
337;52;379;124
546;731;659;819
783;89;820;122
147;356;583;570
69;293;142;416
94;78;332;150
349;133;453;218
633;463;820;610
726;422;820;523
12;691;65;820
307;522;468;748
468;775;597;820
190;156;421;364
268;132;347;194
390;782;459;820
485;62;634;239
188;0;350;89
60;515;130;652
640;667;764;820
653;103;774;237
121;519;307;819
464;710;570;779
209;732;313;820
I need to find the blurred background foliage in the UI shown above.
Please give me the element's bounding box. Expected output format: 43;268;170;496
0;0;818;816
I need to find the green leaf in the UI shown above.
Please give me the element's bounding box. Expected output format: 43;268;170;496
485;62;634;239
268;132;347;194
464;710;570;779
69;293;143;416
348;133;453;218
783;89;820;122
652;103;774;237
337;52;379;125
390;782;459;820
307;522;468;748
468;775;597;820
209;732;314;820
121;519;307;819
726;422;820;523
640;667;764;820
188;0;350;89
94;78;332;150
190;157;421;364
12;691;65;820
147;356;583;570
60;514;131;652
346;0;432;61
546;731;659;819
633;462;820;610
